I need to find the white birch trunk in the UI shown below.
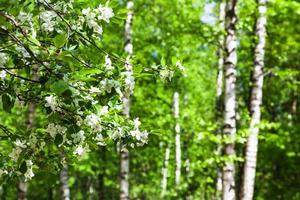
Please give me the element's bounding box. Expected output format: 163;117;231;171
161;146;170;197
222;0;238;200
216;2;226;100
240;1;267;200
173;92;181;186
216;2;226;199
60;164;70;200
120;1;134;200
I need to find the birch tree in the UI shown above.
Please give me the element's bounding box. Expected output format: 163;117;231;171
120;1;134;200
240;1;267;199
173;91;181;186
161;146;170;197
60;160;70;200
222;0;238;199
216;2;226;199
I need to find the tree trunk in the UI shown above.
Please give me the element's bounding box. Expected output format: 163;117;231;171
173;92;181;186
120;1;134;200
60;164;70;200
17;65;38;200
161;146;170;197
222;0;238;200
216;2;226;199
240;1;267;200
17;182;28;200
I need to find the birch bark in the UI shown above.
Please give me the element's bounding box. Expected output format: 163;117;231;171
222;0;238;199
216;2;226;199
120;1;134;200
161;146;170;197
240;1;267;200
173;92;181;186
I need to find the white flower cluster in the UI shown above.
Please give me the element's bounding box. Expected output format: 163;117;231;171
71;130;85;143
97;4;114;23
17;12;33;24
85;113;101;130
159;69;174;81
176;61;185;71
105;55;114;71
81;4;114;35
74;145;88;156
9;139;27;162
95;133;106;146
109;127;125;140
123;71;135;96
89;86;101;94
0;53;8;79
24;160;34;181
40;10;59;32
45;95;58;112
46;123;67;138
129;118;148;145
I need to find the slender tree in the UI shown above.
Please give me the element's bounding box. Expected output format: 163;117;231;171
17;65;38;200
173;92;181;186
161;145;170;197
240;1;267;200
222;0;238;199
60;161;70;200
216;2;226;199
120;1;134;200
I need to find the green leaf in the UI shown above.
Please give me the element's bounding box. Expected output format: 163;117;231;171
20;161;27;173
161;57;166;66
53;34;67;48
50;81;69;96
54;134;63;146
2;93;15;113
133;64;143;74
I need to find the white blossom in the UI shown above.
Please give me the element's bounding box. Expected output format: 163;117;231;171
17;12;33;23
99;106;109;115
97;5;114;23
105;55;114;71
40;11;58;32
82;8;91;16
0;169;8;177
71;130;85;143
74;145;85;156
176;61;185;71
85;113;99;128
95;133;106;146
24;160;34;181
46;123;67;138
9;147;22;162
89;86;101;94
14;139;27;148
0;70;6;79
123;71;135;94
159;69;174;81
45;95;58;111
82;7;103;34
133;118;141;129
75;116;83;126
110;127;124;140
